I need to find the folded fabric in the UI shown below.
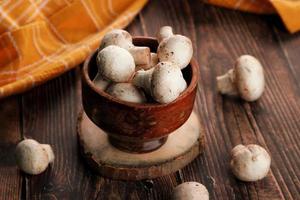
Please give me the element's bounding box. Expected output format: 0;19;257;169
0;0;147;99
206;0;300;33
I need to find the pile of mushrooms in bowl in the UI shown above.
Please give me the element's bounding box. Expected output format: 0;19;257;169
81;26;198;153
93;26;193;104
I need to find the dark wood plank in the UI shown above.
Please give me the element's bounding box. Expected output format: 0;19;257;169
271;16;300;87
271;22;300;199
0;97;22;200
95;178;176;200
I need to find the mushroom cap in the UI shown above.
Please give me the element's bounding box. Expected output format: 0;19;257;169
99;29;133;50
235;55;265;101
157;35;193;69
106;83;146;103
97;45;135;82
15;139;51;175
151;62;187;103
172;182;209;200
230;144;271;182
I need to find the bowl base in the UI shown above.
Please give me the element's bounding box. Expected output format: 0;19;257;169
77;111;205;181
109;136;168;153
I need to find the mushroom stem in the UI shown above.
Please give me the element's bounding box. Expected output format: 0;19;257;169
93;74;111;90
157;26;173;43
132;68;154;94
128;46;151;65
41;144;55;163
137;53;159;70
216;69;238;96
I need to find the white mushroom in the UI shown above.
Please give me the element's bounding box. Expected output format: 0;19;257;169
216;55;265;101
96;45;135;83
172;182;209;200
157;26;193;69
15;139;54;175
137;53;159;70
230;144;271;182
133;61;187;104
106;83;146;103
100;29;151;65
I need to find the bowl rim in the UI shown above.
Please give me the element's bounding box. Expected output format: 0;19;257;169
82;36;199;109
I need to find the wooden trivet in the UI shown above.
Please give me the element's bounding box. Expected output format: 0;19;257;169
77;111;205;180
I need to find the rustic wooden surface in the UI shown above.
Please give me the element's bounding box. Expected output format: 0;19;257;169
0;0;299;199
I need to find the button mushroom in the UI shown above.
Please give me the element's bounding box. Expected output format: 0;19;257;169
216;55;265;101
96;45;135;83
15;139;54;175
230;144;271;182
157;26;193;69
133;61;187;104
100;29;151;65
172;182;209;200
106;83;146;103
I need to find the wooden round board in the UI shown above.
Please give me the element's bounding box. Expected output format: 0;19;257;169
77;111;205;180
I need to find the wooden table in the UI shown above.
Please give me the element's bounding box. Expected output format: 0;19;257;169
1;1;299;199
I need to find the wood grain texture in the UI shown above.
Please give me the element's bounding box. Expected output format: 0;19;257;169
0;97;22;200
20;69;100;199
0;0;299;199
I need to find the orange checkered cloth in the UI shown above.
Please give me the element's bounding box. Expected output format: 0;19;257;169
0;0;299;99
0;0;147;98
207;0;300;33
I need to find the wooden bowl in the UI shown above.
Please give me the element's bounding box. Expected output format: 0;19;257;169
82;37;199;153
